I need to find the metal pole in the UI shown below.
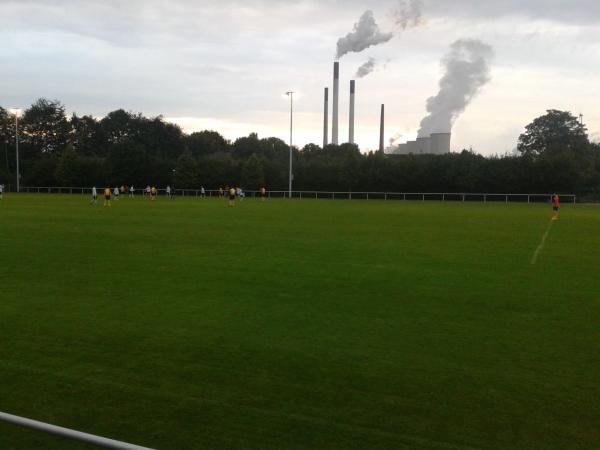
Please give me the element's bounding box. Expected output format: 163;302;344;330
379;104;385;153
286;91;294;198
0;411;154;450
15;114;20;193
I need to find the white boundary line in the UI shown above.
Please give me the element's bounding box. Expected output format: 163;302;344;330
0;411;154;450
531;219;554;265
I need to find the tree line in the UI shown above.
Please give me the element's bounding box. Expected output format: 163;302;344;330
1;99;599;197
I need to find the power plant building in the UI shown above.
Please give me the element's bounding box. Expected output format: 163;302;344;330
321;60;452;155
393;133;451;154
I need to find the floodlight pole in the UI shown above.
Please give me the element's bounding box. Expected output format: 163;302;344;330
15;113;20;193
286;91;294;199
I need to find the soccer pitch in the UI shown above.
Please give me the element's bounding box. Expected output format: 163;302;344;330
0;195;599;449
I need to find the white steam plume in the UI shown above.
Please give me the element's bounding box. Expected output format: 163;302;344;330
336;11;393;59
394;0;424;30
355;57;377;78
389;133;403;146
418;39;494;137
347;2;424;79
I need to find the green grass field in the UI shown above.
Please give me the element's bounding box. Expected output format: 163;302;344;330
0;194;599;449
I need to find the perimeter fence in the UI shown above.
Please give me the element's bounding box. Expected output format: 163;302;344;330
15;186;577;204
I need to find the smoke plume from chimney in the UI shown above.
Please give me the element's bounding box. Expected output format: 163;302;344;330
350;1;424;79
355;57;377;78
418;39;494;138
393;0;424;30
336;11;393;59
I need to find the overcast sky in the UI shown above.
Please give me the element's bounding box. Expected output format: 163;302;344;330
1;0;600;154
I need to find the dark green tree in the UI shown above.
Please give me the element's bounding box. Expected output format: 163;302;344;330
186;130;230;157
21;98;70;157
100;110;144;144
55;145;83;186
517;110;588;157
174;151;199;188
240;154;265;189
70;114;107;156
106;139;149;186
233;133;260;159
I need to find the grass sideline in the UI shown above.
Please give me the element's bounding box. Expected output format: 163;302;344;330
0;194;599;449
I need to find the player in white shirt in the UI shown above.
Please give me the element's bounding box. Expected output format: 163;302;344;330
236;187;245;200
129;185;134;198
0;184;4;200
113;186;120;200
145;185;151;198
166;185;172;200
90;186;98;205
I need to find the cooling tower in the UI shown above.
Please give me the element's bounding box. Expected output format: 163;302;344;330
379;104;385;153
323;87;329;148
349;80;355;144
332;62;339;145
430;133;451;154
416;137;431;154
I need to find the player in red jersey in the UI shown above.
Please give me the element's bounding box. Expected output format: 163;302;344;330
552;193;560;221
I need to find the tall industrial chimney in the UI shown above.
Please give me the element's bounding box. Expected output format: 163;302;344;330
323;87;329;149
379;104;385;153
332;61;339;145
349;80;355;144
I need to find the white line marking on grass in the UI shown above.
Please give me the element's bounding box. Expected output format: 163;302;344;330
531;219;554;265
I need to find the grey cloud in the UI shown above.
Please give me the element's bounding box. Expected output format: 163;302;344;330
425;0;600;24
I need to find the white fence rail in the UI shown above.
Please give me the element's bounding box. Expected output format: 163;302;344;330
0;411;154;449
17;186;577;204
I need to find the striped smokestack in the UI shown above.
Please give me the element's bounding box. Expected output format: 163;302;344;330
323;87;329;148
379;104;385;153
332;61;339;145
349;80;355;144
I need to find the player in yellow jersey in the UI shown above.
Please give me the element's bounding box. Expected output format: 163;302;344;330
228;186;236;207
103;187;111;207
150;186;157;200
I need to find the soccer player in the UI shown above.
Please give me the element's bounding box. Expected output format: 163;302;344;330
151;186;157;200
552;193;560;221
228;186;236;207
103;187;111;207
0;183;4;200
200;186;206;199
236;187;245;201
166;185;172;200
218;187;224;198
145;185;151;198
260;186;267;202
113;186;120;200
90;186;98;205
120;185;126;196
129;185;135;198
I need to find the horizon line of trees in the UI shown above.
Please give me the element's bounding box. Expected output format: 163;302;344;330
1;99;599;197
